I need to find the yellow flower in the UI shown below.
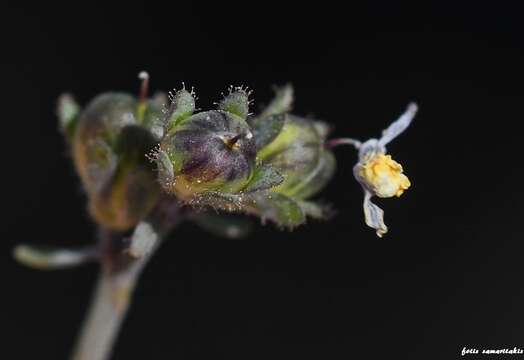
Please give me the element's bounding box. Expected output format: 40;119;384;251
358;153;411;198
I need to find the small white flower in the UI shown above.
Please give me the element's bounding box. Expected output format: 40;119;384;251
327;103;417;237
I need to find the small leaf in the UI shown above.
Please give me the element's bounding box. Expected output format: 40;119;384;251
250;113;286;150
187;191;244;212
186;190;305;229
257;84;294;119
166;89;196;131
142;92;168;139
243;164;284;193
13;244;97;270
219;89;249;119
156;149;175;191
248;191;305;229
298;201;334;220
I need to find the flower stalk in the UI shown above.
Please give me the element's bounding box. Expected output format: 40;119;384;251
71;267;133;360
71;199;182;360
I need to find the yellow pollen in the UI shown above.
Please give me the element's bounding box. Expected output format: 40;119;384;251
359;154;411;198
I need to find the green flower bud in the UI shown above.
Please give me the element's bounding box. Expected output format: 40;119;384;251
157;106;257;199
176;86;336;229
72;92;162;230
254;114;335;200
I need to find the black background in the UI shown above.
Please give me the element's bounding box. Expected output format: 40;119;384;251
2;1;524;359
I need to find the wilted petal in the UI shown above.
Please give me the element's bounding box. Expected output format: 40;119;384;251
358;138;381;162
377;102;417;148
363;190;388;237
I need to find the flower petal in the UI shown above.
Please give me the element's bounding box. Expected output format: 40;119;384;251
358;138;381;162
377;102;417;147
363;190;388;237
